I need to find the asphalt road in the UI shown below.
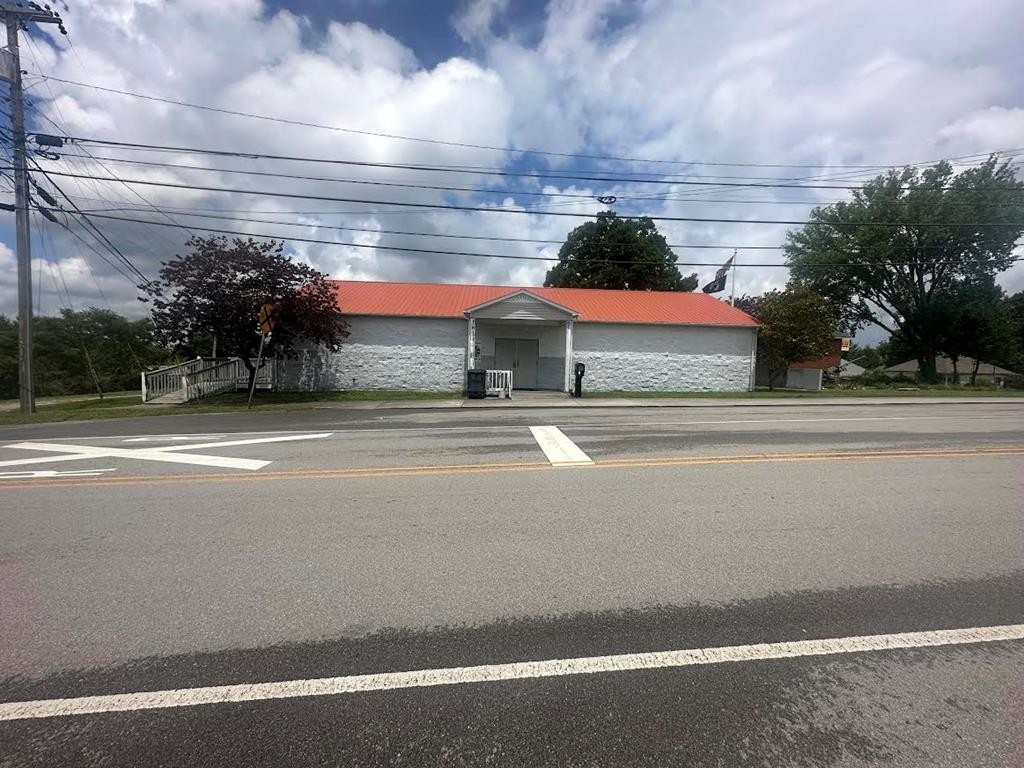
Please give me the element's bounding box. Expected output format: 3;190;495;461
1;401;1022;766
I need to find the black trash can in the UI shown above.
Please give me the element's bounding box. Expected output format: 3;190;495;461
573;362;586;398
466;369;487;399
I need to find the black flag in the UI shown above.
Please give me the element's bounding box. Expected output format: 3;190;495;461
702;274;727;293
702;254;734;294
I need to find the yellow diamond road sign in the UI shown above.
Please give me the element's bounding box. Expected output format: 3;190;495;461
257;303;276;333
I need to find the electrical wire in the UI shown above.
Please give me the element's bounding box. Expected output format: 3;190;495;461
37;73;1010;171
23;168;1024;227
44;151;1024;211
29;162;151;283
19;40;198;247
58;137;1024;191
44;152;635;201
37;207;1024;268
45;201;793;249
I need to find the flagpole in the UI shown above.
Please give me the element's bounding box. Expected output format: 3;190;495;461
730;249;737;306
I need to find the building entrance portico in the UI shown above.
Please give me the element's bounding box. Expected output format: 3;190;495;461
464;290;577;392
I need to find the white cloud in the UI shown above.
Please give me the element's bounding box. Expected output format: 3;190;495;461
479;0;1023;296
453;0;509;44
1;0;1020;321
322;21;419;72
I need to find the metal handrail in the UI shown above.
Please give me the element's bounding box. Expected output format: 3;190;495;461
183;358;246;402
142;356;276;403
141;357;205;402
143;357;203;377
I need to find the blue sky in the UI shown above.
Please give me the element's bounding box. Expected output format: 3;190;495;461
264;0;548;66
2;0;1022;347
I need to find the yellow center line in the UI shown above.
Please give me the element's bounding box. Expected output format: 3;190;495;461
0;446;1022;490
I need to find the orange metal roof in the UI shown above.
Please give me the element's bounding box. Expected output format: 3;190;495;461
789;339;843;369
330;280;758;327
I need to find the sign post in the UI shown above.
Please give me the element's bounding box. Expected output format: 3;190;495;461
248;304;276;410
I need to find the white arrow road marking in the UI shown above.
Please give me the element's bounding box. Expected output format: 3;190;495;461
152;433;334;453
529;426;593;466
0;433;333;472
0;468;116;480
123;435;225;443
1;443;271;471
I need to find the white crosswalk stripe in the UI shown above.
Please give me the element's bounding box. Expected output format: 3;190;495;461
529;426;593;466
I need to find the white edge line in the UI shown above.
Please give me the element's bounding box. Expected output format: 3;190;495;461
2;624;1021;721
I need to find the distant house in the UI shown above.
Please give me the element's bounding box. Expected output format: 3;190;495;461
883;356;1016;385
837;359;866;378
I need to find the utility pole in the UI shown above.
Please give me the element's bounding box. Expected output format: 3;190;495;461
0;3;66;414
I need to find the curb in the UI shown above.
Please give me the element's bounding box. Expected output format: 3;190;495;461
358;397;1024;412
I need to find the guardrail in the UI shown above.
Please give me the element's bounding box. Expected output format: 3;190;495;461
486;369;513;399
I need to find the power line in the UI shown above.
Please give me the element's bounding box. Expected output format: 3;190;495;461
51;202;791;249
66;140;1021;196
42;209;139;284
39;207;1024;267
54;202;790;250
59;137;1024;191
45;151;1024;210
18;39;157;288
29;189;140;283
627;149;1024;206
32;192;487;218
24;168;1024;227
61;191;868;210
47;152;623;201
35;72;1010;171
29;164;150;283
19;72;200;245
48;201;1024;254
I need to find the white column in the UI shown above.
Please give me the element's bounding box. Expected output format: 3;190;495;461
563;319;574;392
748;328;758;391
466;316;477;372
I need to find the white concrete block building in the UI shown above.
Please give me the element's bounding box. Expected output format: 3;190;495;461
277;280;759;393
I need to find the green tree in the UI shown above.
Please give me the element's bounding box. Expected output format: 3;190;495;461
845;342;887;370
939;280;1019;382
142;236;349;389
1006;290;1024;373
544;211;698;291
1;309;170;398
738;286;840;390
785;158;1024;383
0;315;17;399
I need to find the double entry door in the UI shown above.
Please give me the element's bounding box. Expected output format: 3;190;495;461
494;338;539;390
